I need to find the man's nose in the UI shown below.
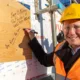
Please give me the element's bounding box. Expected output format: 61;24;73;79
68;27;76;35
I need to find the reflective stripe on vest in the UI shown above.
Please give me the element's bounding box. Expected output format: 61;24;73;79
56;73;70;80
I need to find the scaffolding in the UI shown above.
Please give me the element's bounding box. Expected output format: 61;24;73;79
34;0;59;48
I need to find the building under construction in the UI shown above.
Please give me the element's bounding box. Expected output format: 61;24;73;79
0;0;79;80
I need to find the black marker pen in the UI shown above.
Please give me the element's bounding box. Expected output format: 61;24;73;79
23;28;38;34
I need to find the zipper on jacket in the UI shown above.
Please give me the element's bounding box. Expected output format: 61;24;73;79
64;72;68;80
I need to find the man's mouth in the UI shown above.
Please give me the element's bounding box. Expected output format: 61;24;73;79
68;36;77;40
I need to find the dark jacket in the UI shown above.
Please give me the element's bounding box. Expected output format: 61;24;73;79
28;37;80;73
28;38;54;67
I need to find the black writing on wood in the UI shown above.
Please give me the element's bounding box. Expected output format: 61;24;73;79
5;28;21;49
11;8;30;27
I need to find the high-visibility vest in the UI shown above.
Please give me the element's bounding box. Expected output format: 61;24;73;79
53;41;80;80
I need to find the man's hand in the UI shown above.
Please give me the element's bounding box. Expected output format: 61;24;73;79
23;28;36;40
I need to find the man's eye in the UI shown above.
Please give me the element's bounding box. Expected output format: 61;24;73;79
74;25;80;29
65;26;70;30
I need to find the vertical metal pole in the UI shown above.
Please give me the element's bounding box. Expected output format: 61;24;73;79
34;0;39;19
50;0;57;48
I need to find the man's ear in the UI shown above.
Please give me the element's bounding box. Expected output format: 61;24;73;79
57;31;64;43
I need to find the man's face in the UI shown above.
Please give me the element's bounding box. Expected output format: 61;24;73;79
63;19;80;48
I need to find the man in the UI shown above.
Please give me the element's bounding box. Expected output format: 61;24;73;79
24;3;80;80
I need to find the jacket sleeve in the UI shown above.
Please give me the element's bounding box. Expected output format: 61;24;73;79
28;37;54;67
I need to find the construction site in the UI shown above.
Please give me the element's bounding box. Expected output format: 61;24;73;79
0;0;80;80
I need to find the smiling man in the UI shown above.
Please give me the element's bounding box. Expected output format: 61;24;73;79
24;3;80;80
63;19;80;52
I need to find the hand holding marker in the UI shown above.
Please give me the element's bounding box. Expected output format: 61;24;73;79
23;28;38;34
